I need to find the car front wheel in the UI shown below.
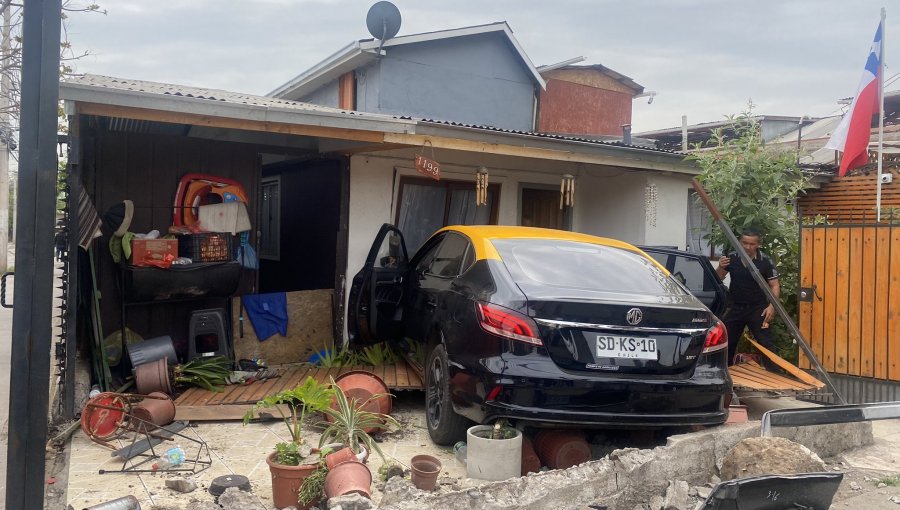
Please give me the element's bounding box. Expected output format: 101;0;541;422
425;344;468;445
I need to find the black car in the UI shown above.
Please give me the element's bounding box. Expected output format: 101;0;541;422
349;224;732;444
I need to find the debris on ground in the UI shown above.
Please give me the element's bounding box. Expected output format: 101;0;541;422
720;437;826;480
217;486;265;510
165;476;198;494
327;492;375;510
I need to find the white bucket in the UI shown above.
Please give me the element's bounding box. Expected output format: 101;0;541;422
466;425;522;481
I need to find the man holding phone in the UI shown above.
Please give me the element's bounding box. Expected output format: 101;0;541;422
715;230;781;367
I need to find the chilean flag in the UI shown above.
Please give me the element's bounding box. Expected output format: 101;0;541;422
824;22;883;176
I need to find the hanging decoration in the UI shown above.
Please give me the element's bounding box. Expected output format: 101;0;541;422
559;174;575;210
475;166;489;206
414;140;441;181
644;183;658;227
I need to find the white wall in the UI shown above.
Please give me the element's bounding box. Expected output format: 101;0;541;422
574;170;647;245
644;173;693;249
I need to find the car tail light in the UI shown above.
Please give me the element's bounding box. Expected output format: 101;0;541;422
475;302;543;346
702;321;728;354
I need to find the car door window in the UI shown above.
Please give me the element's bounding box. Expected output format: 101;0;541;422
428;233;470;277
671;255;715;293
374;229;408;269
414;234;444;274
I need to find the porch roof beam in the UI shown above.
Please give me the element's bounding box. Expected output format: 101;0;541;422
383;131;698;174
70;101;696;174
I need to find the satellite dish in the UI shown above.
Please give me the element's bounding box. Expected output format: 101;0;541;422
366;1;402;41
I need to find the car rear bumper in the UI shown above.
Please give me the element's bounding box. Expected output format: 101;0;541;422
452;353;731;427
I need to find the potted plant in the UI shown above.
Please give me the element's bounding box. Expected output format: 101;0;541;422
465;420;523;481
318;377;400;461
243;376;334;510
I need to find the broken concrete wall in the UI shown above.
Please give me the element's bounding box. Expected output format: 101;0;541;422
378;421;874;510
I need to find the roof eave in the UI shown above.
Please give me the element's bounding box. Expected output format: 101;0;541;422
267;40;373;99
59;81;417;134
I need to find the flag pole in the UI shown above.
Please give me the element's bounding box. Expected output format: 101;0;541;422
876;8;886;222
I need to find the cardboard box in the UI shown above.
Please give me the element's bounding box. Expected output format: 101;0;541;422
130;238;178;267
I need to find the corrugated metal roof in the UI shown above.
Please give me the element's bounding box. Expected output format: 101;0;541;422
414;118;679;154
65;74;389;119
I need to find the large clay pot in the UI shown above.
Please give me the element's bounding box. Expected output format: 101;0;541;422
533;430;591;470
327;370;392;433
409;454;441;491
134;358;172;395
521;436;542;475
323;460;372;499
131;392;176;429
325;447;357;470
266;452;318;510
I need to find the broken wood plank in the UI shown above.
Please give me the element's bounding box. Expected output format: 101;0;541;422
747;339;826;389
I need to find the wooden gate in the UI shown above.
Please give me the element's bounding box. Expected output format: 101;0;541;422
798;221;900;382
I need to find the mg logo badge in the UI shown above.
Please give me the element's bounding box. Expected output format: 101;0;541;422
626;308;643;325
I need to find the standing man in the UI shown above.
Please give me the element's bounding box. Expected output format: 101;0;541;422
716;229;781;367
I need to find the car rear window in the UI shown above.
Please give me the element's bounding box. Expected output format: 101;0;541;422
491;238;687;296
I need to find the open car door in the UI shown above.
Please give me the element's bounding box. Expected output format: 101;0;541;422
348;224;409;347
640;247;727;318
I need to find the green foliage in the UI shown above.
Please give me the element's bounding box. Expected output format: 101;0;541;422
876;475;900;487
314;345;359;368
358;343;398;366
689;106;810;361
274;442;302;466
243;376;335;445
173;356;232;392
298;460;328;504
318;377;399;462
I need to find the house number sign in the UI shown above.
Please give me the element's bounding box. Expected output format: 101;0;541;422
415;154;441;181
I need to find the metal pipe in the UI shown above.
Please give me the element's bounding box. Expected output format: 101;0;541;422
84;495;141;510
691;178;846;404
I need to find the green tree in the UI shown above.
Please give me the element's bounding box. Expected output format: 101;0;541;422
689;107;808;361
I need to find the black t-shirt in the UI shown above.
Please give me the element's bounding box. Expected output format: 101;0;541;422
725;251;779;306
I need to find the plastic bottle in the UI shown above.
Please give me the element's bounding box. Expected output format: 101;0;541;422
453;441;467;465
88;385;101;399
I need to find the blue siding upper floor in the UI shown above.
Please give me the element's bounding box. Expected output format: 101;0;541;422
299;77;340;108
300;32;537;131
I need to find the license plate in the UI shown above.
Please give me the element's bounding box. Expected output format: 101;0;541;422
595;335;658;360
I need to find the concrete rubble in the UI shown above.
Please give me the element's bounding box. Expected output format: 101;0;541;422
165;476;199;493
218;486;266;510
376;421;875;510
719;436;826;479
328;492;376;510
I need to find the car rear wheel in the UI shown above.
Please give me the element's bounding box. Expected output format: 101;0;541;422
425;344;468;445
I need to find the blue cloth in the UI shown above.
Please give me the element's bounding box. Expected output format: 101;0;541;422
242;293;288;341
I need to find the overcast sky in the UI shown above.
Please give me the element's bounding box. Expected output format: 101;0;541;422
65;0;899;132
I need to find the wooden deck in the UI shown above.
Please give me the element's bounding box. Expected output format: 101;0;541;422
174;360;424;421
730;361;821;393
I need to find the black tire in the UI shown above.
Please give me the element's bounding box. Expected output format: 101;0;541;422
425;344;469;445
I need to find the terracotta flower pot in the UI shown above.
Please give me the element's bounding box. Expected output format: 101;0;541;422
323;460;372;499
131;392;176;429
409;454;441;491
134;358;172;395
533;430;591;470
326;370;392;433
325;447;357;470
521;436;542;475
266;452;319;510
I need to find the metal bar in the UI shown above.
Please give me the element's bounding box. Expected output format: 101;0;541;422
62;120;81;419
761;401;900;436
691;178;846;404
6;1;63;508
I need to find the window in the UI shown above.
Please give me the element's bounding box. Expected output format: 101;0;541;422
260;176;281;260
493;239;688;297
686;190;720;258
428;233;470;277
396;176;499;253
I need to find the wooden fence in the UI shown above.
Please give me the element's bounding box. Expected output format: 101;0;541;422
798;222;900;382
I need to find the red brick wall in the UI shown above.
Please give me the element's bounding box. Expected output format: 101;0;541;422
537;78;633;137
